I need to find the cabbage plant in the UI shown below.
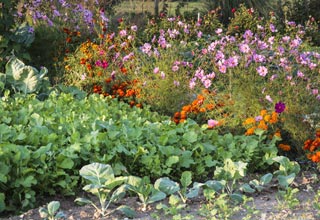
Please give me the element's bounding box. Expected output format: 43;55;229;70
0;55;50;95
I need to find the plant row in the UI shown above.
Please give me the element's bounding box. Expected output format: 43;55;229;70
0;91;299;215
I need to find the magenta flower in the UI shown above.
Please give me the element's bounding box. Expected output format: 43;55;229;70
275;101;286;113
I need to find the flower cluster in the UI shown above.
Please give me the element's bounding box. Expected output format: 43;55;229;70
172;89;223;125
242;106;291;151
303;130;320;162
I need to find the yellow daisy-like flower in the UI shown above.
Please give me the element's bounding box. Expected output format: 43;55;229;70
243;117;256;125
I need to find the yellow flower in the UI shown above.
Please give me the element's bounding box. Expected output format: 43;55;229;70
243;117;256;125
264;114;271;122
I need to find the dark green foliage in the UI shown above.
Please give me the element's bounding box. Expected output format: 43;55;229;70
202;0;272;26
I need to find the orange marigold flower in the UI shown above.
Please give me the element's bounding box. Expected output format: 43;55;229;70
205;103;215;110
260;109;268;116
274;130;281;138
279;144;291;151
105;77;112;83
173;112;181;118
86;64;92;71
245;126;256;135
179;119;186;123
121;67;127;73
97;71;103;77
80;58;86;65
182;105;191;112
264;114;271;122
311;153;320;163
118;89;125;97
243;117;255;125
269;112;278;124
258;120;268;130
66;37;72;43
199;107;206;113
136;103;142;108
129;100;135;107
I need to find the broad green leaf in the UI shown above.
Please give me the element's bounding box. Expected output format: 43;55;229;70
109;184;127;203
240;183;255;193
74;197;93;205
105;176;128;190
182;131;198;143
57;158;74;169
154;177;180;195
116;205;136;218
179;151;195;168
230;193;244;203
260;173;273;185
55;211;66;219
15;175;37;187
47;201;60;216
0;163;9;183
126;176;142;188
0;193;5;212
79;163;114;185
277;173;296;188
148;189;166;204
186;182;204;198
166;156;179;167
180;171;192;188
204;180;225;192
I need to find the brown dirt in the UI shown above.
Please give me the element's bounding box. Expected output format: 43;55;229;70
1;171;319;220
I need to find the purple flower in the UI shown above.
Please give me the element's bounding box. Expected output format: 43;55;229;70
275;101;286;113
255;115;263;122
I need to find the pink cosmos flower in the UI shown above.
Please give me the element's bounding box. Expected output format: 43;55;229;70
208;119;219;128
265;95;273;103
257;66;268;77
154;67;159;74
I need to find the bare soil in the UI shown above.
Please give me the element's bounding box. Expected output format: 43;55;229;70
1;171;319;220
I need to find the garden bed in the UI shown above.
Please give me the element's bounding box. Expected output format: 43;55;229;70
3;170;319;220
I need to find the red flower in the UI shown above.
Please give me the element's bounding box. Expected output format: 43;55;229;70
231;8;236;14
